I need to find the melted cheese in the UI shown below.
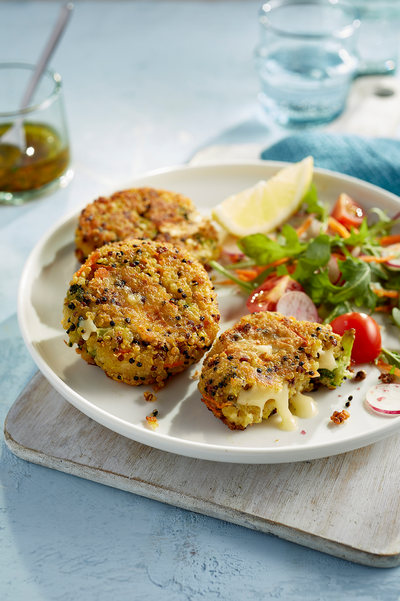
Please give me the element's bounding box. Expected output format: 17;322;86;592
253;344;273;356
80;317;97;341
274;384;297;431
290;391;318;419
231;344;336;431
124;290;143;306
237;386;270;412
235;340;280;357
318;348;337;371
237;382;297;431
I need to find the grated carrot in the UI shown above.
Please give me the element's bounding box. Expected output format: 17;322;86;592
328;216;351;239
201;394;233;409
93;267;110;279
235;257;293;282
264;256;292;270
380;235;400;247
374;305;397;313
359;254;397;264
235;267;264;281
295;215;314;237
371;286;399;298
376;359;400;378
75;266;86;278
75;252;101;277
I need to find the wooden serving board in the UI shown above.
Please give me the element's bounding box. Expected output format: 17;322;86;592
4;371;400;568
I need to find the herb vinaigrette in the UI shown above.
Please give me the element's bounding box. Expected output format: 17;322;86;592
0;122;69;192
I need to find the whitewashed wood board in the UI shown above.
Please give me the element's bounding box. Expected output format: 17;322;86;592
4;371;400;568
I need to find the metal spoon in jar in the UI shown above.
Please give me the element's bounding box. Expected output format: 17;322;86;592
0;3;73;153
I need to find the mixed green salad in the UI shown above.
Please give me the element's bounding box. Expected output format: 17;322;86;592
211;185;400;374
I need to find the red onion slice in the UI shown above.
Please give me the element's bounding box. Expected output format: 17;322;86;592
366;383;400;415
276;291;320;323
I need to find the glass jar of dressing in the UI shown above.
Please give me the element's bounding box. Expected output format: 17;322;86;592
0;62;72;205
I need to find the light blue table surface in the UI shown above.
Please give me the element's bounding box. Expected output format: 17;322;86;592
1;2;400;599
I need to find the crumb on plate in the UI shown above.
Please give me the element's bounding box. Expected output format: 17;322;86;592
379;372;396;384
146;409;159;430
330;410;350;425
354;370;367;381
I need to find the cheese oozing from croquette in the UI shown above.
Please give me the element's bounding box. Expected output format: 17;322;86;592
231;343;337;430
237;382;297;431
237;385;318;430
80;317;97;341
290;391;318;419
318;348;337;371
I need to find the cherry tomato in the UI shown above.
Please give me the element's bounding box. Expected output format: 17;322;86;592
330;312;381;364
331;193;365;229
246;275;303;313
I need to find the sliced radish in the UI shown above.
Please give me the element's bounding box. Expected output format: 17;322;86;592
327;255;341;284
386;260;400;271
299;217;325;241
223;250;245;261
382;243;400;271
220;249;245;265
276;291;320;323
366;383;400;415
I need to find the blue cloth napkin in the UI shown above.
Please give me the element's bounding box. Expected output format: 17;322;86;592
261;133;400;197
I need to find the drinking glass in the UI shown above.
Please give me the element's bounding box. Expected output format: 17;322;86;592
340;0;400;75
254;0;360;127
0;62;72;205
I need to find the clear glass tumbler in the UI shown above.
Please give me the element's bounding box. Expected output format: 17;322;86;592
254;0;360;127
0;62;72;205
340;0;400;75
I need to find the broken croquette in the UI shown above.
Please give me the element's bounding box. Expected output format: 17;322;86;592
198;312;354;431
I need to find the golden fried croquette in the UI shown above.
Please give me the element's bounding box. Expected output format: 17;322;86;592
62;239;220;388
75;187;221;265
198;312;354;431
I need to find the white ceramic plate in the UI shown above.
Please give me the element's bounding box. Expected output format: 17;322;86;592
18;161;400;463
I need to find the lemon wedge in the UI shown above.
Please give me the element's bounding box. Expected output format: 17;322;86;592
212;156;314;237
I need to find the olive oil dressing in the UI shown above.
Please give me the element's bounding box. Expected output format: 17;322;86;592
0;122;69;192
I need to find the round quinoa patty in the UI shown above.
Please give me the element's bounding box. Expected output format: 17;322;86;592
75;187;221;265
62;239;220;388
